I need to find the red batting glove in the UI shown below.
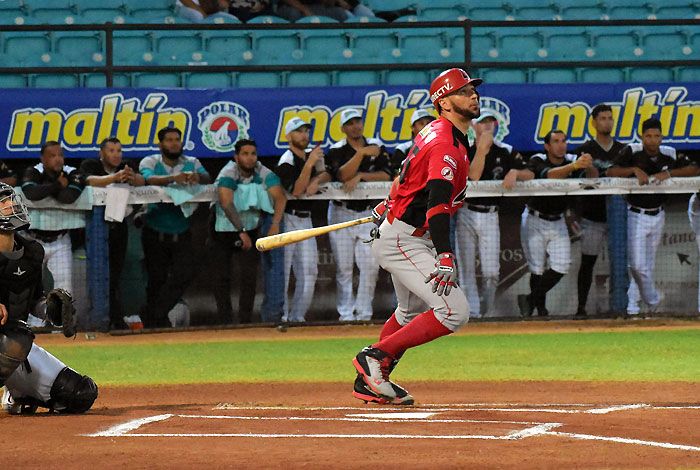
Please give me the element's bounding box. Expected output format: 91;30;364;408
371;197;391;226
424;252;458;296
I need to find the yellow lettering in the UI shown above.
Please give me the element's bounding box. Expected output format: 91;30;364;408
63;112;97;145
279;109;329;144
674;104;700;137
96;95;119;142
538;104;587;139
115;100;138;145
329;112;346;142
619;89;641;139
155;112;188;141
363;92;383;139
636;94;660;135
378;96;401;141
10;111;62;146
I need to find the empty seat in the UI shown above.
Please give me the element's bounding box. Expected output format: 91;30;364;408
466;5;513;20
201;12;241;23
629;67;674;82
481;68;528;84
641;28;689;60
287;71;331;87
132;72;182;88
580;67;626;83
677;66;700;81
498;28;545;60
3;32;51;59
546;29;592;60
155;31;203;54
590;29;641;60
0;73;27;87
385;69;430;85
113;31;154;64
0;0;25;24
32;73;81;88
557;0;606;20
237;72;281;88
350;30;398;64
54;31;103;64
655;4;699;19
335;71;380;86
531;68;578;83
28;0;76;23
204;31;250;60
300;31;345;63
186;72;232;88
295;15;339;23
246;15;289;24
607;4;654;19
513;5;559;20
416;8;466;21
254;32;302;63
83;73;131;87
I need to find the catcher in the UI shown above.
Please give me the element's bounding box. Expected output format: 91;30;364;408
0;183;97;414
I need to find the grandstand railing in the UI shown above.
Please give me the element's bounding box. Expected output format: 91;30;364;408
0;19;699;84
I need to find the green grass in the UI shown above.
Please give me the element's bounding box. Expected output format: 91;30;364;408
45;328;700;386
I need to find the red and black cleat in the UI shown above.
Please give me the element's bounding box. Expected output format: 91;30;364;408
352;374;414;406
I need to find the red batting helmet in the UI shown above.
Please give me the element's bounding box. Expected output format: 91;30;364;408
429;68;483;110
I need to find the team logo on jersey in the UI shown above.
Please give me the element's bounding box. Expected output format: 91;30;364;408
443;155;457;169
197;101;250;153
13;266;25;276
441;166;454;181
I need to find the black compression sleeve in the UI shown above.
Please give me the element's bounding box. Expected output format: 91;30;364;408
426;179;453;254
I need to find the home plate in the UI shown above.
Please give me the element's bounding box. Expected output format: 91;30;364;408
346;412;438;419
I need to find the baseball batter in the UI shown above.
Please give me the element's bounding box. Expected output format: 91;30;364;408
607;118;698;316
518;130;594;317
573;104;626;317
352;68;481;405
455;112;532;318
391;109;436;177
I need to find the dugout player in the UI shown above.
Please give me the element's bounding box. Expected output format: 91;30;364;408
455;112;533;318
326;109;392;322
81;137;145;330
276;117;331;322
607;118;698;316
517;130;595;317
0;159;17;186
391;109;436;177
0;183;96;414
688;191;700;314
573;104;626;318
351;68;480;405
21;141;85;327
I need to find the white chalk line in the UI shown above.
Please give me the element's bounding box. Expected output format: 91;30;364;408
546;431;700;452
176;414;543;425
104;433;511;440
87;414;174;437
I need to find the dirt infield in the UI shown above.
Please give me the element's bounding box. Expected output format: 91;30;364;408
4;381;700;469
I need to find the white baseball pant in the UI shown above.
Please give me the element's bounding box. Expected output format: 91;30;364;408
627;207;663;308
520;209;571;275
4;343;66;404
454;206;500;318
688;194;700;313
328;203;379;321
283;213;318;322
371;217;469;332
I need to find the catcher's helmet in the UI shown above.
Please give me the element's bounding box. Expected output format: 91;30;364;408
429;68;483;111
0;183;30;231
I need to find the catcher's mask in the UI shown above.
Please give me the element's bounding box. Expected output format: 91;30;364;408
0;183;30;232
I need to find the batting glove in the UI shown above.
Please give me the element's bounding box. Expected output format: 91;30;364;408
425;252;458;296
371;197;391;226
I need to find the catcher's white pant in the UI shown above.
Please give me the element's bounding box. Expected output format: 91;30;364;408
580;218;607;257
626;207;663;310
282;213;318;322
4;343;65;405
688;194;700;313
371;217;469;332
520;209;571;275
454;206;500;317
328;203;379;321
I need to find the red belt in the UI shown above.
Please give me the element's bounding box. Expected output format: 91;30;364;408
387;211;428;237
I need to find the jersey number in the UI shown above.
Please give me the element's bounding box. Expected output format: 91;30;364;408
398;144;420;184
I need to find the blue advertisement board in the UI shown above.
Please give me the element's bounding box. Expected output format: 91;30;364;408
1;82;698;158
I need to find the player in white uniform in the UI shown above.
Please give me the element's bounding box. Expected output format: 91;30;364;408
326;109;392;321
455;112;532;318
518;130;594;316
275;117;331;322
607;118;698;316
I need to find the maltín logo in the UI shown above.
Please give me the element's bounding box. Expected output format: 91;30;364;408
197;101;250;153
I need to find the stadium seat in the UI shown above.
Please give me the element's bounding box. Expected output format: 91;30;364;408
580;67;626;83
531;68;579;83
254;32;303;63
557;0;606;20
204;31;250;62
77;9;126;23
590;29;641;60
53;31;104;65
129;8;173;21
384;69;429;85
416;7;466;21
513;5;559;20
364;0;413;13
236;72;282;88
397;28;447;63
201;12;241;24
185;72;232;88
82;73;131;87
75;0;126;22
655;2;699;19
629;67;674;82
246;15;289;24
0;0;26;24
466;5;513;21
155;31;203;54
677;66;700;81
132;72;182;88
0;73;27;87
344;15;386;23
349;30;398;64
295;15;339;23
27;0;76;23
641;28;689;60
113;31;154;64
287;71;331;87
32;73;81;88
480;68;528;84
3;32;51;59
607;4;655;19
545;29;592;60
335;70;380;86
498;28;546;60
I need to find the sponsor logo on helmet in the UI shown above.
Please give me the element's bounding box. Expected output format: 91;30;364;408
197;101;250;153
430;83;454;103
443;155;457;169
441;166;454;181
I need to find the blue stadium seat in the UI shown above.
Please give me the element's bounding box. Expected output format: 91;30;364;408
335;71;380;86
497;28;546;60
589;29;641;60
27;0;76;23
0;73;27;87
3;32;51;59
393;15;418;22
201;12;241;23
607;4;655;19
133;72;182;88
349;30;398;64
155;31;203;57
246;15;289;24
185;72;232;88
395;28;448;63
363;0;413;13
580;67;626;83
557;0;606;20
295;15;339;23
32;73;81;88
0;0;26;24
677;66;700;81
545;29;593;60
75;0;126;22
480;68;528;84
466;5;513;21
237;72;282;88
113;31;154;64
287;71;331;87
641;28;689;60
384;70;429;86
254;32;302;63
129;8;173;21
344;15;387;23
77;9;126;23
531;68;579;83
83;73;131;87
204;31;250;61
513;5;559;20
416;7;466;21
629;67;674;82
299;30;347;63
655;2;699;19
53;31;103;65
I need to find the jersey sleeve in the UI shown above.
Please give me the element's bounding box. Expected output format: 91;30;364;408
139;156;157;179
79;159;103;177
427;143;462;185
375;146;393;177
216;164;238;191
526;155;550;179
275;162;297;193
613;145;635;167
506;147;526;171
192;157;209;177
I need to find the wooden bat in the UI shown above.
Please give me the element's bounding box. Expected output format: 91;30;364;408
256;216;374;251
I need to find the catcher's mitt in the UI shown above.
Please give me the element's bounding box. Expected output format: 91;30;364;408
45;288;77;338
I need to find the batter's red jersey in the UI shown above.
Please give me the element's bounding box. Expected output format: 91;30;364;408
391;117;471;229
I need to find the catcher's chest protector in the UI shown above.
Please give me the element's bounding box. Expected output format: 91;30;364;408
0;237;43;323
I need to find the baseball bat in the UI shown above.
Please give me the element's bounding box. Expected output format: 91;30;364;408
256;216;373;252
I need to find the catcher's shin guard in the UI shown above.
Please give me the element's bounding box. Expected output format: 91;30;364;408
0;330;33;387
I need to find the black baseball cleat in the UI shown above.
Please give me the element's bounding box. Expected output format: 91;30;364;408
352;375;414;405
517;294;534;317
574;307;587;319
353;347;398;399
